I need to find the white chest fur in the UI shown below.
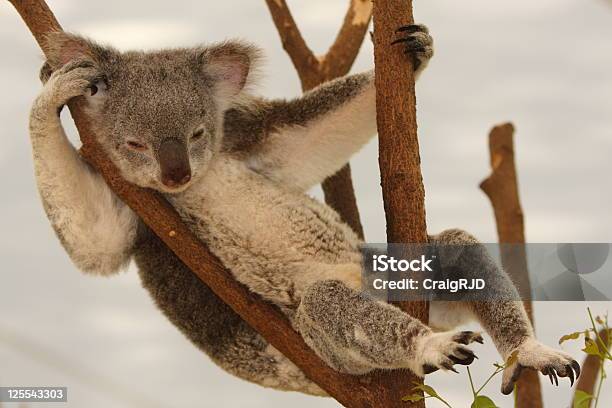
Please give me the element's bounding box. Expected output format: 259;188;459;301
166;155;363;303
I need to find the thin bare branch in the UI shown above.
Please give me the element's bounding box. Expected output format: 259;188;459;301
263;0;319;87
480;123;543;408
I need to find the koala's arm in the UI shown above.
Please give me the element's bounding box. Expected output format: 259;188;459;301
29;60;138;275
224;72;375;191
223;25;433;191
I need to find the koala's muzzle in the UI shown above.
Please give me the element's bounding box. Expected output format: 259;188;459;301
158;138;192;188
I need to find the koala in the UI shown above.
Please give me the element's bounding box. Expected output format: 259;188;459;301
29;25;579;397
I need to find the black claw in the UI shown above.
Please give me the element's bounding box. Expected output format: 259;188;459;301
572;360;581;379
456;346;477;362
511;365;523;383
396;24;426;34
404;45;426;54
423;364;439;374
552;370;559;386
548;373;554;385
566;365;574;387
454;331;475;345
449;354;474;366
449;366;459;374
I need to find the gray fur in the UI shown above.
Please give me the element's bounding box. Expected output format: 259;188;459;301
28;27;578;396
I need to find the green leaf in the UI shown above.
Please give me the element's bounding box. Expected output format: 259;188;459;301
401;393;425;403
583;338;602;357
559;331;583;345
471;395;498;408
412;383;440;399
573;390;594;408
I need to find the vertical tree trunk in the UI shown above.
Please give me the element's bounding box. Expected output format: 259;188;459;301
480;123;543;408
373;0;429;407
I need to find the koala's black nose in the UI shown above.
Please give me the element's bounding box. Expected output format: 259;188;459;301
158;138;192;188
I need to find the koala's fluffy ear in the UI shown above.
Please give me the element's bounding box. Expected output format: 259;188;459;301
44;32;114;69
199;41;262;102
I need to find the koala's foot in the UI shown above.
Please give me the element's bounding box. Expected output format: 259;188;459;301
391;24;434;71
36;58;100;116
501;338;581;395
411;330;483;376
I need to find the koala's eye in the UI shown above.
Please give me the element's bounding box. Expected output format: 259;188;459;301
126;140;148;152
191;129;205;141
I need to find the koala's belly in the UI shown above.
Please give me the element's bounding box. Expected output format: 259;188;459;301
169;157;363;293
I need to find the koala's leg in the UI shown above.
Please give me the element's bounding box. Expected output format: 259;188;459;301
134;227;325;396
29;59;137;274
294;280;481;377
429;229;581;394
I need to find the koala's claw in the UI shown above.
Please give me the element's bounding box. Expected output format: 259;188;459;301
43;58;100;109
501;339;581;395
413;331;482;376
391;24;433;71
39;62;53;84
453;330;484;345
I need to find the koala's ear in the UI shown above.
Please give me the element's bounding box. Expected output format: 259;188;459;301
199;41;262;100
44;32;114;69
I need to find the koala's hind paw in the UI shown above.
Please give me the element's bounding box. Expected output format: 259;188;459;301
411;330;482;376
43;59;100;109
501;338;581;395
391;24;433;71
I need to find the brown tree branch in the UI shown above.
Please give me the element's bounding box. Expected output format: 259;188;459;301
373;0;429;407
574;329;610;408
479;123;543;408
265;0;370;239
7;0;408;406
262;0;319;86
321;0;373;80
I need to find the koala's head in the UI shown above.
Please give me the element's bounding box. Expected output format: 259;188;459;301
45;32;261;193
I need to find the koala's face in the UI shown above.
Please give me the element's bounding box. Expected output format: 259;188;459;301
47;34;258;193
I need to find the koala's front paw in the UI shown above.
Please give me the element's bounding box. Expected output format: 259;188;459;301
391;24;434;72
411;330;483;376
501;338;581;395
41;59;100;112
39;62;53;84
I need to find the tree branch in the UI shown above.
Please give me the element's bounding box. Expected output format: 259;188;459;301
321;0;373;79
262;0;319;86
479;123;543;408
7;1;402;406
574;328;609;408
265;0;370;239
373;0;429;407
